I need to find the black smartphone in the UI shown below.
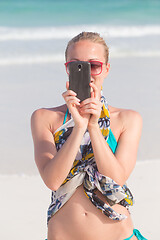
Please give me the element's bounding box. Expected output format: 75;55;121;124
68;61;91;102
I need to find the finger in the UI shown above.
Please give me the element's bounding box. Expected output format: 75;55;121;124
66;81;69;90
80;103;97;110
91;91;95;99
65;96;81;102
65;96;80;103
67;99;80;107
80;98;98;107
90;82;99;99
80;108;98;115
62;89;77;98
90;84;95;98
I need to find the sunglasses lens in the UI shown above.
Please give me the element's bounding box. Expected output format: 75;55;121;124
90;61;102;75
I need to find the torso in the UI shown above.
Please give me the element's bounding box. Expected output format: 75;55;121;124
43;104;137;240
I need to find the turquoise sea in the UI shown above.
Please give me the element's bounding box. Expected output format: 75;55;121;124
0;0;160;174
0;0;160;65
0;0;160;26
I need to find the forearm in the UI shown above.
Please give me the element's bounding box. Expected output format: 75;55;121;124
88;124;125;186
43;125;86;191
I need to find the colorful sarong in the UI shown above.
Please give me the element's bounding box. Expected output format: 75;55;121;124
47;93;134;224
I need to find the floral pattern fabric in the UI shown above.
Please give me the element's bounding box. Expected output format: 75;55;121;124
47;94;134;224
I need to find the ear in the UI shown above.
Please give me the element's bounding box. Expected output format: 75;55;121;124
104;63;110;78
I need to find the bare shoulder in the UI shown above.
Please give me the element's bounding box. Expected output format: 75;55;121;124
109;105;143;136
108;106;143;183
118;108;143;132
31;104;67;134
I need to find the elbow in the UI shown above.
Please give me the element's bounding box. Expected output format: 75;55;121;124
117;178;126;187
50;185;59;192
117;171;128;187
44;179;60;191
42;171;62;191
111;176;125;187
51;184;59;191
41;164;62;191
111;170;127;187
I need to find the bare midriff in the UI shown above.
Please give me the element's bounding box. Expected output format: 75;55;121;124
47;185;135;240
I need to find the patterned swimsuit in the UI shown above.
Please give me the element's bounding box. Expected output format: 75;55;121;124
47;94;134;224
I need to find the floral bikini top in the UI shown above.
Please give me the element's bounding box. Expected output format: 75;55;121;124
47;94;134;224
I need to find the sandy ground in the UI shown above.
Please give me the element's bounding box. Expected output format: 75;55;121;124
0;57;160;175
0;159;159;240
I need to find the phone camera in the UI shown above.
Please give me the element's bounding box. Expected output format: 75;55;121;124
78;64;82;71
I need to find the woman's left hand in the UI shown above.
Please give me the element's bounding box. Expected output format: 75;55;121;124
79;82;102;128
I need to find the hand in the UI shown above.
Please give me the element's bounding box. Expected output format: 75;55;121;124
62;81;90;129
79;83;102;128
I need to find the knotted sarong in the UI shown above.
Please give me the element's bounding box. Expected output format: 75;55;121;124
47;94;134;224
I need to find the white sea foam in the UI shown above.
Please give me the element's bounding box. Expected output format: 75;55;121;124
0;25;160;41
111;50;160;58
0;54;65;66
0;51;160;66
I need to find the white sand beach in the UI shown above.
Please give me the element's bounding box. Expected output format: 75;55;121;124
0;41;159;240
1;1;160;239
0;159;159;240
0;57;159;240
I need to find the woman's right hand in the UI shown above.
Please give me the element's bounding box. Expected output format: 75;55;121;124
62;81;90;129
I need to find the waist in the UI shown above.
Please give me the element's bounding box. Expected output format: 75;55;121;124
48;185;134;240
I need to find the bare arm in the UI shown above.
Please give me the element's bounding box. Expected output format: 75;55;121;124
31;85;91;191
80;82;143;186
87;110;142;186
31;109;87;191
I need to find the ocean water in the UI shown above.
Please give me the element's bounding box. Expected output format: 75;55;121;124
0;0;160;65
0;0;160;174
0;0;160;27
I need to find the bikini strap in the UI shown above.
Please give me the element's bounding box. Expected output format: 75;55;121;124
123;232;134;240
63;108;69;124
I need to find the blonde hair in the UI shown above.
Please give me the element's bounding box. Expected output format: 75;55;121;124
65;32;109;63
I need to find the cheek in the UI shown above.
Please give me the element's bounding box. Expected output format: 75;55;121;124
93;77;104;88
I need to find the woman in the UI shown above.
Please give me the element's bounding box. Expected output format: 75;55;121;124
31;32;147;240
